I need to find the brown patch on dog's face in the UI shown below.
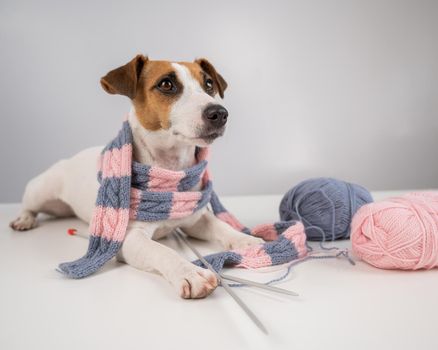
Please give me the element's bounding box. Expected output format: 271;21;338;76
101;58;184;131
194;58;228;98
133;61;183;131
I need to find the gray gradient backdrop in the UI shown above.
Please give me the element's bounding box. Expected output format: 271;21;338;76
1;0;437;202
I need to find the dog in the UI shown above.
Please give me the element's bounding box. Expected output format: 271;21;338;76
10;55;263;299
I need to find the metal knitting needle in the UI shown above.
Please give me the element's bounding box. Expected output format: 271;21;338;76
174;229;268;335
220;273;299;297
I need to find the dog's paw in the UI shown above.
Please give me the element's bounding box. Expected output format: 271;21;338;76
172;265;218;299
221;234;264;250
9;212;37;231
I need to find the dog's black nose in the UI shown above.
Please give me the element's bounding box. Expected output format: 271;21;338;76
202;104;228;128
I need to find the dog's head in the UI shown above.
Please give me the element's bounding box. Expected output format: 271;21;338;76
100;55;228;146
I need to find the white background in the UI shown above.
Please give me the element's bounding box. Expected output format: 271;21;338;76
1;0;437;202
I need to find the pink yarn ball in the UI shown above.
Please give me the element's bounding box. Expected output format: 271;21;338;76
351;192;438;270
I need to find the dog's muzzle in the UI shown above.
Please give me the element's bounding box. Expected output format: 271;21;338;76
202;104;228;129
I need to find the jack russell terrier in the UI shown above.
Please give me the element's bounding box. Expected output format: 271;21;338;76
10;55;263;299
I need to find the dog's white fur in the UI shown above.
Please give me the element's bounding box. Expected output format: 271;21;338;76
10;62;263;299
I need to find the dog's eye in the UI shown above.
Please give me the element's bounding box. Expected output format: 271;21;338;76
205;78;214;92
157;78;175;93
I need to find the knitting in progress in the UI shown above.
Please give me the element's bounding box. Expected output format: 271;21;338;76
58;118;303;278
192;221;307;272
196;179;369;272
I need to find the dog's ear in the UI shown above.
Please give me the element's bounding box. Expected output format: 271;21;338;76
100;54;148;99
195;58;228;98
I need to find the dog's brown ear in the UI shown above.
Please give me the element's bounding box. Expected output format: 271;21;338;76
195;58;228;98
100;54;148;99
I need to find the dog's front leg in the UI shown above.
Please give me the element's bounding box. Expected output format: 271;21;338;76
182;211;264;250
117;221;217;299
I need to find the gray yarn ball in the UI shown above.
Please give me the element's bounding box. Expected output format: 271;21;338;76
279;177;373;241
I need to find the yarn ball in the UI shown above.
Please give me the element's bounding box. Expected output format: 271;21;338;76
351;192;438;270
279;177;373;241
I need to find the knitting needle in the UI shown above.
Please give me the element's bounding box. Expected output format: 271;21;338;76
220;273;299;297
174;229;268;335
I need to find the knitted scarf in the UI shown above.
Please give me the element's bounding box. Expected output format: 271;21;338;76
58;119;308;279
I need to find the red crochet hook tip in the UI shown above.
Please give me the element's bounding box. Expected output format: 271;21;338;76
67;228;77;236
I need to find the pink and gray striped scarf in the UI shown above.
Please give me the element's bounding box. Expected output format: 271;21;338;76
58;119;308;278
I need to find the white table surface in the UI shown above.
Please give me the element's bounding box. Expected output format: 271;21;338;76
1;191;438;350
